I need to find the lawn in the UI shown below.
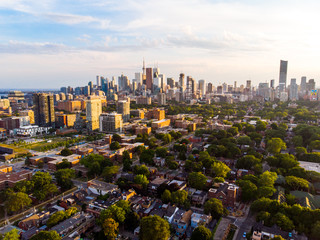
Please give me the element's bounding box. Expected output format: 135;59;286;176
24;138;67;151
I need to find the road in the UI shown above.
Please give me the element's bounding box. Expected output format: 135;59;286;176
234;211;256;240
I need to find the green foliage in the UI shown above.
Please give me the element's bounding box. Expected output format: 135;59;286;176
56;159;72;170
133;165;150;177
102;165;120;182
102;218;119;240
110;141;121;150
140;215;170;240
171;190;188;206
54;169;75;190
80;154;112;178
285;176;309;191
236;155;261;173
99;205;126;224
32;172;58;201
212;161;230;178
204;198;228;219
236;180;258;202
267;138;287;154
112;134;122;142
188;172;207;190
134;174;149;188
30;231;61;240
161;189;171;203
60;147;73;156
124;211;140;231
139;149;155;165
191;225;212;240
237;136;252;146
2;228;19;240
47;207;78;228
155;147;167;158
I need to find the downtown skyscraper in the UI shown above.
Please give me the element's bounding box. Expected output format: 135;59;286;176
279;60;288;92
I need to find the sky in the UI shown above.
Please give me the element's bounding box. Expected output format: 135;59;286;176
1;0;320;89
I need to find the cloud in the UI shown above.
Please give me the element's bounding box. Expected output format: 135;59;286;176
0;41;70;54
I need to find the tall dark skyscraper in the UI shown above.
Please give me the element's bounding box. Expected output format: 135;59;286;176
146;68;153;92
279;60;288;92
33;93;55;127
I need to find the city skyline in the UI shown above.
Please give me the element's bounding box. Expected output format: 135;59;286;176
1;0;320;88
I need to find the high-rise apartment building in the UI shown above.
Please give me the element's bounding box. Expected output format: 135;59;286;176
86;98;102;131
33;93;55;127
99;112;123;133
157;92;166;105
179;73;185;90
279;60;288;92
300;76;307;95
289;78;298;101
167;78;175;89
198;80;206;96
208;83;213;93
117;99;130;122
146;68;153;92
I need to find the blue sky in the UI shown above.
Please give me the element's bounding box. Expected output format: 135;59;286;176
1;0;320;88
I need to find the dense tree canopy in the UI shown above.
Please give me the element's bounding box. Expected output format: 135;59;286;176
140;215;170;240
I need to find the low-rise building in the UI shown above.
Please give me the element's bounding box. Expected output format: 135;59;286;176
0;170;32;190
151;119;170;129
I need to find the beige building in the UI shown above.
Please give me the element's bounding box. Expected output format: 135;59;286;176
0;99;10;109
86;98;102;131
20;110;35;124
99;112;123;133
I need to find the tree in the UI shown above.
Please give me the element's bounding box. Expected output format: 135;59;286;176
30;231;61;240
161;189;171;203
56;159;72;170
310;140;320;151
47;211;66;228
311;221;320;240
124;211;140;231
256;120;267;131
32;172;58;201
112;134;122;142
102;166;120;182
227;127;239;136
258;171;277;187
133;165;150;177
54;169;75;190
236;155;261;171
60;148;73;156
267;138;286;155
204;198;228;219
162;133;172;144
285;176;309;191
134;174;149;188
122;151;132;172
237;180;258;202
272;213;294;231
140;215;170;240
191;225;212;240
171;190;188;206
140;149;155;165
102;218;119;240
258;186;276;198
3;228;19;240
188;172;207;190
212;161;230;178
155;147;167;158
99;205;126;224
237;136;252;146
5;191;32;213
110;141;121;150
